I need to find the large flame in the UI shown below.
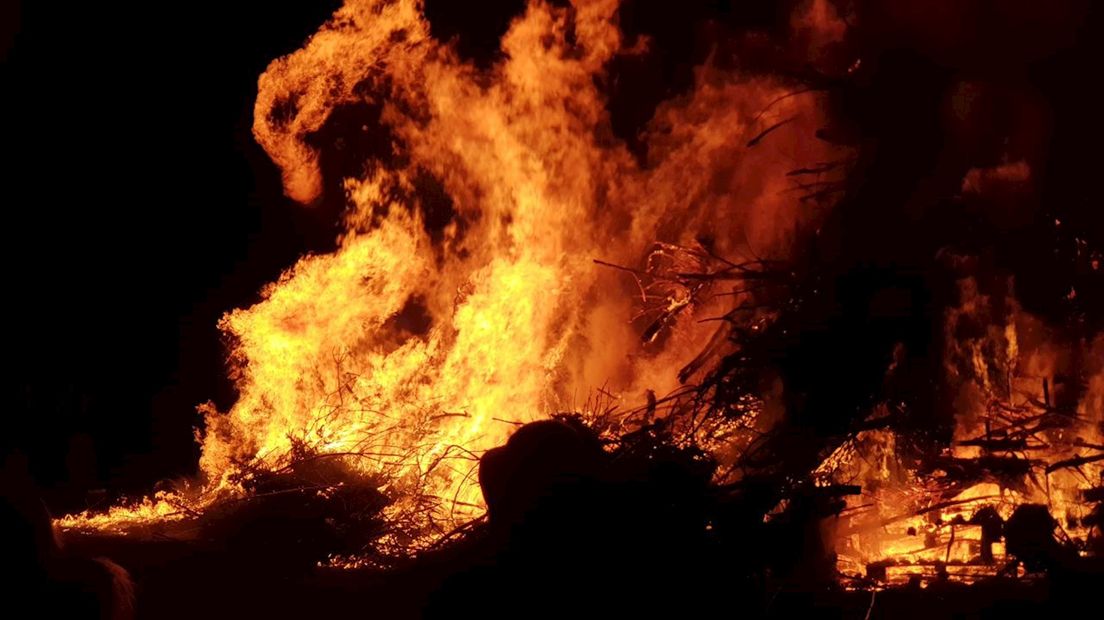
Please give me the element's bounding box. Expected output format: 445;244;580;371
60;0;846;546
56;0;1097;583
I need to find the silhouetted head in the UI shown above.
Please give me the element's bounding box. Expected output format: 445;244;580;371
1;451;133;620
1;451;59;579
478;418;606;526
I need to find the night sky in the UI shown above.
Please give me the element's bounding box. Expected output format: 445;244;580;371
3;1;345;510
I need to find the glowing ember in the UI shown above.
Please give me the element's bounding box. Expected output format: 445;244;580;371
826;280;1103;586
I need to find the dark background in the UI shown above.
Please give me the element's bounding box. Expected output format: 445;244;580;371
2;0;345;510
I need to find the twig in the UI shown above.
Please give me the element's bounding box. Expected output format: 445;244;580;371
746;117;796;147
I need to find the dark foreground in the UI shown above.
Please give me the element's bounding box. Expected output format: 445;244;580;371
6;419;1098;619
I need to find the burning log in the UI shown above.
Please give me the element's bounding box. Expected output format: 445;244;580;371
1045;453;1104;474
956;437;1031;452
923;455;1036;487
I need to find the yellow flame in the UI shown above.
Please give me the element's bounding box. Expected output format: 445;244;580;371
61;0;846;545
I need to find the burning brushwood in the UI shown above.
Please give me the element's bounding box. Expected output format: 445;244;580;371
825;331;1104;585
595;241;791;349
31;1;1103;614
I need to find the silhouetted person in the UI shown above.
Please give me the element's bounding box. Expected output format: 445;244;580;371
1003;504;1081;574
478;418;606;530
970;505;1004;564
427;418;725;616
1;451;133;620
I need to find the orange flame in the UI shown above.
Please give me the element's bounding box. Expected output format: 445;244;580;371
59;0;846;548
